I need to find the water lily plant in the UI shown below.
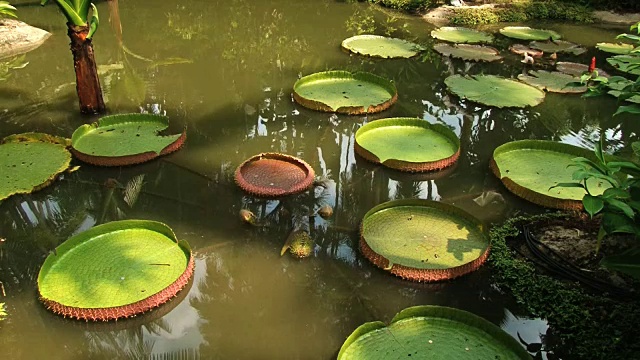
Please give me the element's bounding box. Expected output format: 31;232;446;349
41;0;104;114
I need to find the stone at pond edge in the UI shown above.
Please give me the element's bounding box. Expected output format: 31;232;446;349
0;19;51;60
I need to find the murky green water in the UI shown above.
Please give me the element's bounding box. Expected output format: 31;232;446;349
1;1;638;359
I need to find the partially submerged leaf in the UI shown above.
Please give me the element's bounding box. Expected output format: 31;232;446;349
341;35;424;58
430;26;493;44
445;74;545;108
509;44;543;58
530;40;586;55
499;26;561;41
596;42;634;55
433;43;502;62
517;70;586;93
556;61;610;78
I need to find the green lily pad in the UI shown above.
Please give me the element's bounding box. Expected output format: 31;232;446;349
499;26;561;41
354;117;460;172
430;26;494;44
596;42;634;55
434;43;502;62
338;305;530;360
37;220;194;321
359;199;490;282
293;71;397;114
529;40;586;55
517;70;586;93
341;35;424;58
556;61;610;78
607;78;640;103
607;54;640;75
71;113;186;166
445;74;545;108
491;140;610;210
0;133;72;201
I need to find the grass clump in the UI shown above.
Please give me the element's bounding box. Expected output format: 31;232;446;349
368;0;443;12
451;1;594;25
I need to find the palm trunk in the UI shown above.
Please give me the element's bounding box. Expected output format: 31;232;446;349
67;23;105;114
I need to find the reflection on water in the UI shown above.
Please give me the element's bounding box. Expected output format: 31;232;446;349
1;0;639;358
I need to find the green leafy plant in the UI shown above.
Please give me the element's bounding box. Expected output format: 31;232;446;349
0;303;6;321
0;1;16;18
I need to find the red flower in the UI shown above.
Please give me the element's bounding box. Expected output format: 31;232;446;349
589;57;596;73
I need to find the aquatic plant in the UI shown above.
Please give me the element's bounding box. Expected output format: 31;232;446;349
445;74;545;108
0;302;6;321
517;70;586;94
0;1;16;18
433;43;502;62
341;35;424;58
41;0;104;114
235;153;315;198
430;26;493;44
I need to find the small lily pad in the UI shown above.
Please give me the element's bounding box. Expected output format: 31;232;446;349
607;54;640;75
499;26;561;41
71;113;186;166
430;26;494;44
517;70;586;93
509;44;543;57
341;35;424;58
293;71;397;114
0;133;72;201
596;42;634;55
530;40;586;55
434;43;502;62
445;74;545;108
556;61;610;78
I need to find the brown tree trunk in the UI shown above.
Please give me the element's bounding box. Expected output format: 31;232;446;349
67;23;105;114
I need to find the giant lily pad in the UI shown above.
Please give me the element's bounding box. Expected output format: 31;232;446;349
38;220;194;321
354;117;460;172
293;71;397;114
235;153;315;197
529;40;586;55
596;42;634;55
499;26;561;41
517;70;586;93
556;61;610;78
434;43;502;62
338;305;530;360
491;140;610;210
341;35;424;58
359;199;490;282
445;74;545;108
607;54;640;75
509;44;543;58
430;26;493;44
0;133;72;201
71;113;186;166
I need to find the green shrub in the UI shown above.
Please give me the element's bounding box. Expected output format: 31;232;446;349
451;1;594;26
451;8;501;26
368;0;441;12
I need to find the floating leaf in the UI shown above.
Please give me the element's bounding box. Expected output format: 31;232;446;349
341;35;424;58
359;199;490;282
509;44;543;57
530;40;586;55
0;133;72;201
71;113;186;166
433;43;502;62
556;61;610;78
430;26;493;44
596;42;634;55
445;74;545;108
499;26;561;41
338;305;530;360
235;153;315;198
607;54;640;75
37;220;194;321
293;71;397;114
517;70;586;93
354;117;460;172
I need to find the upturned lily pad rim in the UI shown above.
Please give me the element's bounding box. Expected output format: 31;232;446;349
234;152;315;198
490;140;602;210
433;43;503;62
340;34;424;58
71;113;186;167
499;26;561;41
430;26;494;44
37;220;194;321
338;305;531;360
354;117;461;172
292;70;397;115
359;199;490;282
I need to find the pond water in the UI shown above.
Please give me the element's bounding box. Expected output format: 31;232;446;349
1;1;637;359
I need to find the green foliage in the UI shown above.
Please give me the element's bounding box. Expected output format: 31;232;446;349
0;303;6;321
368;0;442;12
489;214;640;359
451;1;594;26
0;1;16;18
40;0;99;38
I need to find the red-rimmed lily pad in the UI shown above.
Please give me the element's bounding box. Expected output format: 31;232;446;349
445;74;545;108
71;113;186;166
596;42;634;55
359;199;490;282
292;71;397;115
37;220;194;321
509;44;543;58
430;26;494;44
556;61;610;78
517;70;586;93
499;26;561;41
341;35;424;58
434;43;502;62
354;117;460;172
0;132;72;201
490;140;610;210
338;305;530;360
235;153;315;198
529;40;586;55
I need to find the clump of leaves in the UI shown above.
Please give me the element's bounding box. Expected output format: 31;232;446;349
0;1;17;18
